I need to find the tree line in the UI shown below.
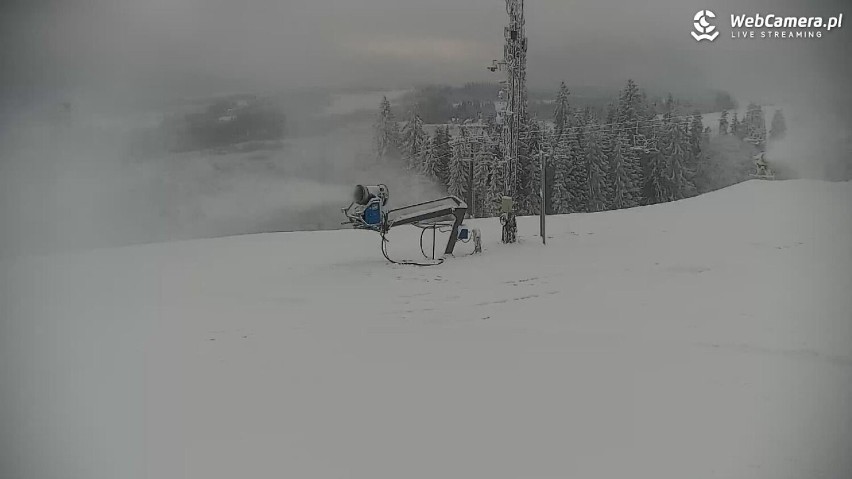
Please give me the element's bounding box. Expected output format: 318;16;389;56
375;80;786;218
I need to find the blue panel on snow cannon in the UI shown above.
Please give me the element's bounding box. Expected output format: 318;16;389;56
363;200;383;226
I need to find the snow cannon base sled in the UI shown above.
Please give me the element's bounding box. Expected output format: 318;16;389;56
342;184;473;265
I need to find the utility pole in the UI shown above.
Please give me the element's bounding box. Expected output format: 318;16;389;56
460;135;475;218
539;147;546;245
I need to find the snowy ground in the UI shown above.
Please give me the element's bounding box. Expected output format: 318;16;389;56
2;180;851;479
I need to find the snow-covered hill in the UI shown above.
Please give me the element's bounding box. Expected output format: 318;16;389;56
2;180;851;479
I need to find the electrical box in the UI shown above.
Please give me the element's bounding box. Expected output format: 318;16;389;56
457;226;469;241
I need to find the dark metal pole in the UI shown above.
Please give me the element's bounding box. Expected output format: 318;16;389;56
540;148;546;245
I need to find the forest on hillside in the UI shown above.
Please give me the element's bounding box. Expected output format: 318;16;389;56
375;80;786;217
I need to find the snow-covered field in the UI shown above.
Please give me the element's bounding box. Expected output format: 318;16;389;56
2;180;851;479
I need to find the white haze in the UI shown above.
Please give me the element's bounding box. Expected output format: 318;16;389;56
0;92;445;257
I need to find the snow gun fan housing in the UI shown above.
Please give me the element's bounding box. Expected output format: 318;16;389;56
341;184;472;261
344;184;390;231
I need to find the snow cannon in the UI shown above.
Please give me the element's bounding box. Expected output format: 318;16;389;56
341;184;474;264
353;184;389;206
350;184;389;228
751;153;776;180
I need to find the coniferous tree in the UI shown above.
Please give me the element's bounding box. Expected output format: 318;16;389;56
420;136;440;181
553;82;571;138
646;120;696;203
641;121;664;204
730;112;745;139
572;108;588;151
400;109;427;170
663;120;696;201
743;103;766;149
565;129;588;213
609;132;641;209
663;93;676;121
616;79;641;126
689;112;711;193
647;141;668;205
514;120;532;214
769;109;787;141
447;129;469;199
605;102;618;126
689;111;705;159
718;109;729;135
517;121;544;215
551;131;572;214
487;142;506;213
434;126;453;188
374;96;400;162
472;137;495;217
585;125;611;212
616;82;654;206
483;114;498;139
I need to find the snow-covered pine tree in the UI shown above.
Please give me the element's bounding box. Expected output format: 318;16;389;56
689;111;710;194
549;82;572;213
487;141;506;213
609;132;641;210
718;109;729;135
646;135;669;205
434;126;453;188
551;131;572;214
420;136;440;181
483;114;498;139
663;93;676;121
744;103;765;140
572;107;588;152
660;120;697;201
640;119;664;204
553;82;571;138
730;112;744;139
605;102;617;126
472;136;495;217
400;109;427;170
689;111;704;159
517;121;543;215
447;129;469;199
585;125;611;212
374;96;399;162
769;109;786;141
565;129;588;213
616;79;641;127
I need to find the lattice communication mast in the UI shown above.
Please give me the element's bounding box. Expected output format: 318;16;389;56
490;0;528;196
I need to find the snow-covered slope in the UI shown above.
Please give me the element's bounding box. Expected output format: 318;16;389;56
2;180;851;479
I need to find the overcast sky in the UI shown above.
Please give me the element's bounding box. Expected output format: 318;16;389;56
1;0;850;108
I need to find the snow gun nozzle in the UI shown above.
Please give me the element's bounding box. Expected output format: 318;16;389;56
354;184;389;206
